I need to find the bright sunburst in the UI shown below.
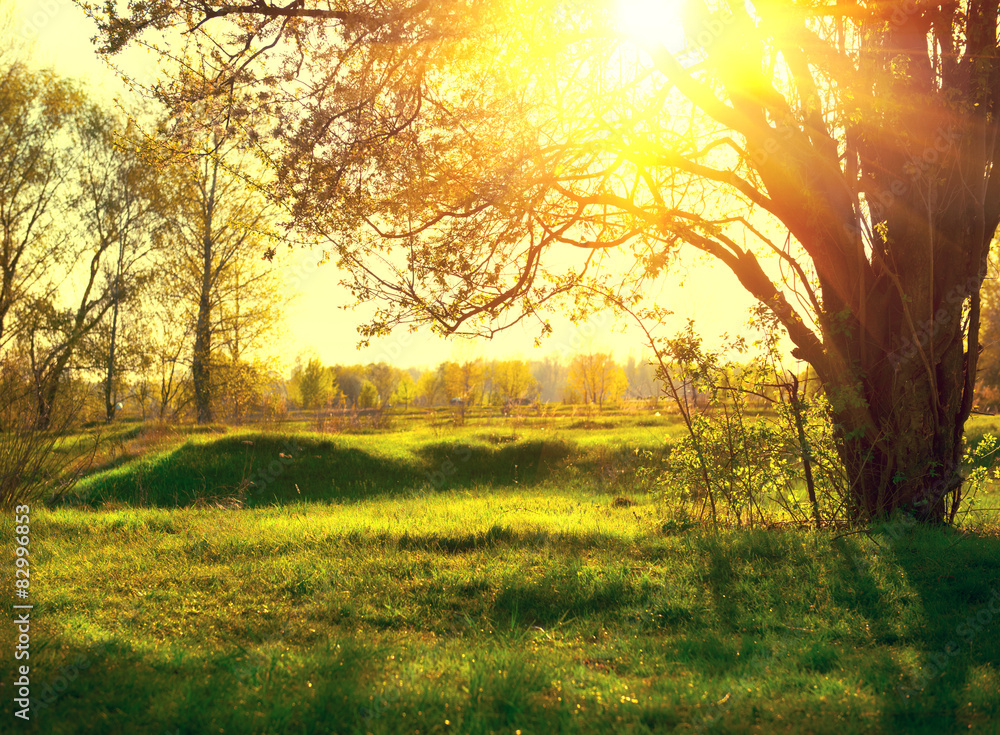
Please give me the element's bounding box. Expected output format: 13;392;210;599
617;0;688;53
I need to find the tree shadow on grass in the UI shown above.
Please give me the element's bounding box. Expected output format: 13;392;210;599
670;529;1000;733
865;528;1000;733
25;525;1000;734
22;632;664;735
414;438;576;488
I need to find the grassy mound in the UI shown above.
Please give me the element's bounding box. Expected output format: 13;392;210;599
71;430;582;507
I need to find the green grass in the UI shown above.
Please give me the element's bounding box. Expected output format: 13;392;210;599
9;498;1000;734
6;413;1000;734
68;421;679;508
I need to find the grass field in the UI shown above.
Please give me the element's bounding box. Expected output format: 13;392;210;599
4;410;1000;734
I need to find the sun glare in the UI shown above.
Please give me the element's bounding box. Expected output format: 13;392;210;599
617;0;688;53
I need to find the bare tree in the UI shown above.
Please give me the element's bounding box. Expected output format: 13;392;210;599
568;353;627;408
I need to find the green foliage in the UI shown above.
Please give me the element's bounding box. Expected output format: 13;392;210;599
295;357;331;410
391;372;417;408
19;402;1000;731
332;365;366;407
650;320;847;527
211;357;281;424
488;359;537;406
358;380;380;409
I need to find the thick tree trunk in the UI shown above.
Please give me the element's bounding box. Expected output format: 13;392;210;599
34;387;55;432
823;272;977;523
834;372;965;524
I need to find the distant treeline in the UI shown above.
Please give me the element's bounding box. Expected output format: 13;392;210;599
286;354;660;411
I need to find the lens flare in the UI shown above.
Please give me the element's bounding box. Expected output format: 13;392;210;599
617;0;687;53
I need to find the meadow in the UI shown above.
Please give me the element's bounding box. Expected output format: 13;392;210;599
3;407;1000;734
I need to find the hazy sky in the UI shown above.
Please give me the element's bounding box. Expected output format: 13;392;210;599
9;0;762;371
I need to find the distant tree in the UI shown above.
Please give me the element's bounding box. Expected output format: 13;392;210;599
623;355;657;400
415;366;447;407
367;362;400;409
568;353;627;408
532;356;567;403
331;365;364;408
444;359;485;405
391;372;417;410
489;359;537;407
296;357;330;410
358;380;380;409
444;358;485;422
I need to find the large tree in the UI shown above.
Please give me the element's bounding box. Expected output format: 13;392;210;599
8;96;163;429
85;0;1000;521
159;131;281;423
0;61;81;350
74;110;164;423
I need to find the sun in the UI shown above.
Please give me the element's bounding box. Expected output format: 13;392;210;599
617;0;688;54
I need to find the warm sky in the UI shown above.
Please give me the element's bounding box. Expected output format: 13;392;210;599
9;0;762;371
